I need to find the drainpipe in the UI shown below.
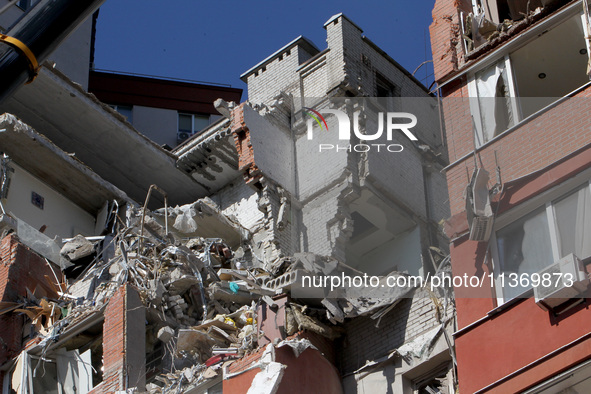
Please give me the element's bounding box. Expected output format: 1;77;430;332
0;0;105;104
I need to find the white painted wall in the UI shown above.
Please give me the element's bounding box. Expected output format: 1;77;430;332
243;105;295;194
2;163;96;238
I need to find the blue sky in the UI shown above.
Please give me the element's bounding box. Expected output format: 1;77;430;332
93;1;436;96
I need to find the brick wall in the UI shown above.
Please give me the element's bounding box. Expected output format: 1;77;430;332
326;15;429;98
246;44;316;106
430;0;472;82
341;288;448;374
90;283;145;393
94;285;126;394
0;234;63;369
442;87;591;216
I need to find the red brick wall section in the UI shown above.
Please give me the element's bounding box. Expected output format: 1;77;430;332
430;0;471;82
0;234;21;369
0;234;63;369
231;104;262;187
89;284;145;394
89;285;126;394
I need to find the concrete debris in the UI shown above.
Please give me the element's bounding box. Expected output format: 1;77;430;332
60;234;95;261
157;326;174;343
0;197;449;393
246;361;286;394
396;325;442;360
464;3;550;58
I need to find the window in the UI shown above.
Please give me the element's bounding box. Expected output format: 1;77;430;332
6;349;96;394
471;0;544;24
375;72;399;98
178;113;210;144
492;179;591;301
411;362;454;394
523;359;591;393
469;9;590;146
16;0;31;11
470;58;517;145
109;104;133;123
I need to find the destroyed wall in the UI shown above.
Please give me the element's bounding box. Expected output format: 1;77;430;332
224;14;450;274
341;291;447;374
0;234;64;389
430;0;472;82
211;175;295;265
246;14;436;106
340;287;455;393
2;162;97;239
324;14;431;99
91;284;145;394
224;340;343;393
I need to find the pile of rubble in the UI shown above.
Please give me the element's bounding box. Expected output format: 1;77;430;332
1;200;452;393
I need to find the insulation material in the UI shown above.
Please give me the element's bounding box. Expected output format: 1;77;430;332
396;326;442;360
276;338;318;358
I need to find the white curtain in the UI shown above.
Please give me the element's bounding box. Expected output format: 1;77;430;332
497;206;554;299
583;0;591;77
475;60;514;143
555;184;591;260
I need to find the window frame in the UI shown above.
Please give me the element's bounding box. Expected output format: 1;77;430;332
467;3;590;147
177;112;210;143
108;104;133;123
490;168;591;304
16;0;31;11
467;54;520;146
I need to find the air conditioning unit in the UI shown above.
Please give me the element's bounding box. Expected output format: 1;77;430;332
177;131;191;144
534;253;589;311
466;168;494;241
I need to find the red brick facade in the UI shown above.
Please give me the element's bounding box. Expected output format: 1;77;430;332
0;234;143;393
431;0;591;391
0;234;64;388
231;104;262;187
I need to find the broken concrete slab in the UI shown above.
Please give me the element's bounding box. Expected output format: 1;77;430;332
61;234;95;261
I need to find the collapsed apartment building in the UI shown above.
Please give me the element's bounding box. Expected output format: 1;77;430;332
431;0;591;392
1;4;455;393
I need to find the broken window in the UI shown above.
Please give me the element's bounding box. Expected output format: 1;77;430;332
469;9;590;146
492;179;591;301
412;362;454;394
474;0;544;24
6;348;97;394
470;58;516;145
376;73;399;98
